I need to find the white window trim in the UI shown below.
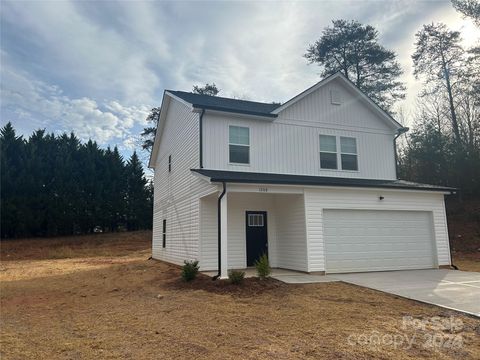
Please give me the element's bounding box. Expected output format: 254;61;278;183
229;125;250;165
319;134;359;172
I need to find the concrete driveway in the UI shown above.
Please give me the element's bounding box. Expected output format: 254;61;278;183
334;269;480;317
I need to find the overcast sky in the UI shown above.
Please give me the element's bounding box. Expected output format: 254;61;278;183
1;0;478;160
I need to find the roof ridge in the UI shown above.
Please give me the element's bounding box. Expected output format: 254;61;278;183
167;89;280;107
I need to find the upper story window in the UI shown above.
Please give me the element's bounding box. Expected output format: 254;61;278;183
319;135;337;169
319;135;358;171
340;137;358;171
229;126;250;164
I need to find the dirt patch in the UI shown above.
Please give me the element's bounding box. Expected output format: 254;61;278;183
453;252;480;272
1;232;479;359
447;199;480;253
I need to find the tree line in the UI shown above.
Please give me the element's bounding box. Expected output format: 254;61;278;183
1;122;153;239
400;3;479;197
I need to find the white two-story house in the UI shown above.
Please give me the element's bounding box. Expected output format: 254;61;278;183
149;72;454;279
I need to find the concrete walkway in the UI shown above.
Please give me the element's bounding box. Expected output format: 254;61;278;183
271;271;339;284
333;270;480;317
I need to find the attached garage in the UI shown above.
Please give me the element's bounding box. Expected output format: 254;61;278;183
324;210;436;273
191;170;454;277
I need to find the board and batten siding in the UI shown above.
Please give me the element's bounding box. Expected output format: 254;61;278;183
152;98;216;266
199;192;308;271
225;193;278;269
199;194;218;271
274;194;308;272
203;77;397;180
304;188;451;272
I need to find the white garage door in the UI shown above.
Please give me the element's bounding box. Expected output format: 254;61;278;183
324;210;436;273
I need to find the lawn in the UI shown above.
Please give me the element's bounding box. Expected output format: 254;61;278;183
1;231;479;359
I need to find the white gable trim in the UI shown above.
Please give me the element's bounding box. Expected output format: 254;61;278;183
148;91;192;169
149;92;197;168
272;72;404;130
148;92;169;168
165;91;195;109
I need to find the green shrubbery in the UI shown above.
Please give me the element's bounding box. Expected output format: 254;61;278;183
228;270;245;284
254;254;271;279
181;260;199;282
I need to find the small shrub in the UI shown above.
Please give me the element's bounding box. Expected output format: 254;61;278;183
254;254;271;279
181;260;199;282
228;270;245;284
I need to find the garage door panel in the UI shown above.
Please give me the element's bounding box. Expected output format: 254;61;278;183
324;210;435;273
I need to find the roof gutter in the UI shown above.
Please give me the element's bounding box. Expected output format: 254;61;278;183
193;106;277;120
394;127;409;179
213;182;226;280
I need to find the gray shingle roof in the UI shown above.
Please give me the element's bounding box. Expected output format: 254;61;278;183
167;90;280;117
191;169;456;192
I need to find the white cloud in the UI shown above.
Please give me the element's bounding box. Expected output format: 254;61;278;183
1;1;163;105
1;62;150;145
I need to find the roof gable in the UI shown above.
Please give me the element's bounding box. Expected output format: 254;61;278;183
272;73;403;130
148;92;171;168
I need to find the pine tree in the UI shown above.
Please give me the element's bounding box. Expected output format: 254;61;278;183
125;151;149;231
412;23;465;145
192;83;220;96
305;19;405;112
1;123;26;238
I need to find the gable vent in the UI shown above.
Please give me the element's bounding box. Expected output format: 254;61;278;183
330;89;342;105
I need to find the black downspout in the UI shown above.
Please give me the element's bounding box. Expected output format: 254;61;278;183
199;109;205;169
213;182;226;280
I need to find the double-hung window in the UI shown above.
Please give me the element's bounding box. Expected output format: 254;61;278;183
319;135;337;169
319;135;358;171
229;126;250;164
340;137;358;171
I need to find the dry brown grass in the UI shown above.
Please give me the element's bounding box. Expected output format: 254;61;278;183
453;252;480;272
1;231;151;261
1;231;479;359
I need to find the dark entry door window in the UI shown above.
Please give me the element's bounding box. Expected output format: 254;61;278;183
246;211;268;266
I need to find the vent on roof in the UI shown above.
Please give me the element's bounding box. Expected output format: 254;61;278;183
330;89;342;105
